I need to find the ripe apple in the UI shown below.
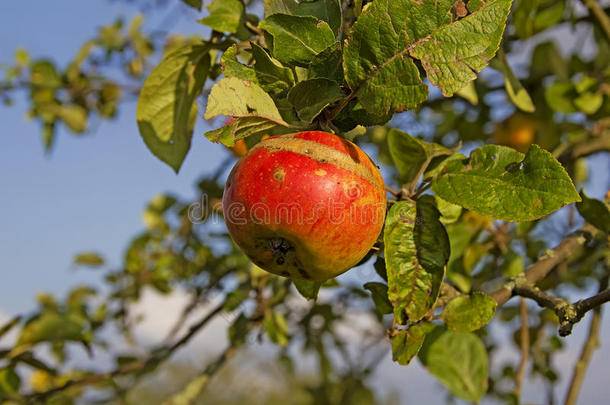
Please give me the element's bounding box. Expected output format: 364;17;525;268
222;131;387;281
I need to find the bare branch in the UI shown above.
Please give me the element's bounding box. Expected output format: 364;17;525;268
563;275;608;405
23;301;228;402
581;0;610;41
491;224;597;306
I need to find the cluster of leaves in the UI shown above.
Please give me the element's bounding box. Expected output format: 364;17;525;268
1;0;610;404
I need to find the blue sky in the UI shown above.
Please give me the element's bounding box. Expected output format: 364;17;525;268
0;0;228;313
1;1;609;404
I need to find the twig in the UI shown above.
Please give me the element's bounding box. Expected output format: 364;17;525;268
491;224;597;306
563;275;608;405
385;186;400;198
558;130;610;164
514;298;529;399
581;0;610;41
23;301;228;402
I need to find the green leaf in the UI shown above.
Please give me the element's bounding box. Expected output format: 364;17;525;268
259;14;336;67
181;0;202;10
384;196;450;324
264;311;289;346
410;0;512;97
137;44;210;172
501;250;524;277
576;191;610;233
387;129;451;186
287;78;343;122
198;0;244;34
344;0;450;114
204;78;290;145
30;60;61;88
574;92;603;115
228;314;249;347
57;105;88;133
73;252;105;267
221;45;259;83
391;322;434;365
293;279;322;300
431;144;581;222
441;292;497;332
263;0;342;34
455;81;479;105
251;43;295;95
363;282;393;316
0;368;20;396
435;196;462;224
308;42;344;83
494;51;535;112
545;82;577;113
419;326;489;402
17;313;87;346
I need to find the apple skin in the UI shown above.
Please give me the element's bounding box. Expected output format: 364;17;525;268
222;131;387;281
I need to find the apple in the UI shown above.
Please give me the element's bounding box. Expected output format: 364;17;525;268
222;131;387;281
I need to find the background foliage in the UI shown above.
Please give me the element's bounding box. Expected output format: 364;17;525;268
1;0;610;404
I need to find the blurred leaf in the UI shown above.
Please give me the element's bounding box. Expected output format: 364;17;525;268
228;314;249;347
57;105;88;133
30;60;61;87
259;14;335;67
363;282;393;316
495;51;535;112
199;0;244;34
392;322;434;365
264;311;289;346
137;44;210;172
455;81;479;105
410;0;512;96
224;285;250;312
574;92;603;115
0;367;20;396
419;326;489;402
432;145;581;222
263;0;342;34
73;252;105;267
501;250;525;277
17;313;87;346
385;196;450;324
441;292;497;332
161;373;210;405
545;82;577;113
576;190;610;233
293;279;322;301
287;78;343;122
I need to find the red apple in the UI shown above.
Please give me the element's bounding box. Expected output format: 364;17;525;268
222;131;386;281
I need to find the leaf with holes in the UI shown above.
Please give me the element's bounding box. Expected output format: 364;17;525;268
409;0;513;96
432;145;580;222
